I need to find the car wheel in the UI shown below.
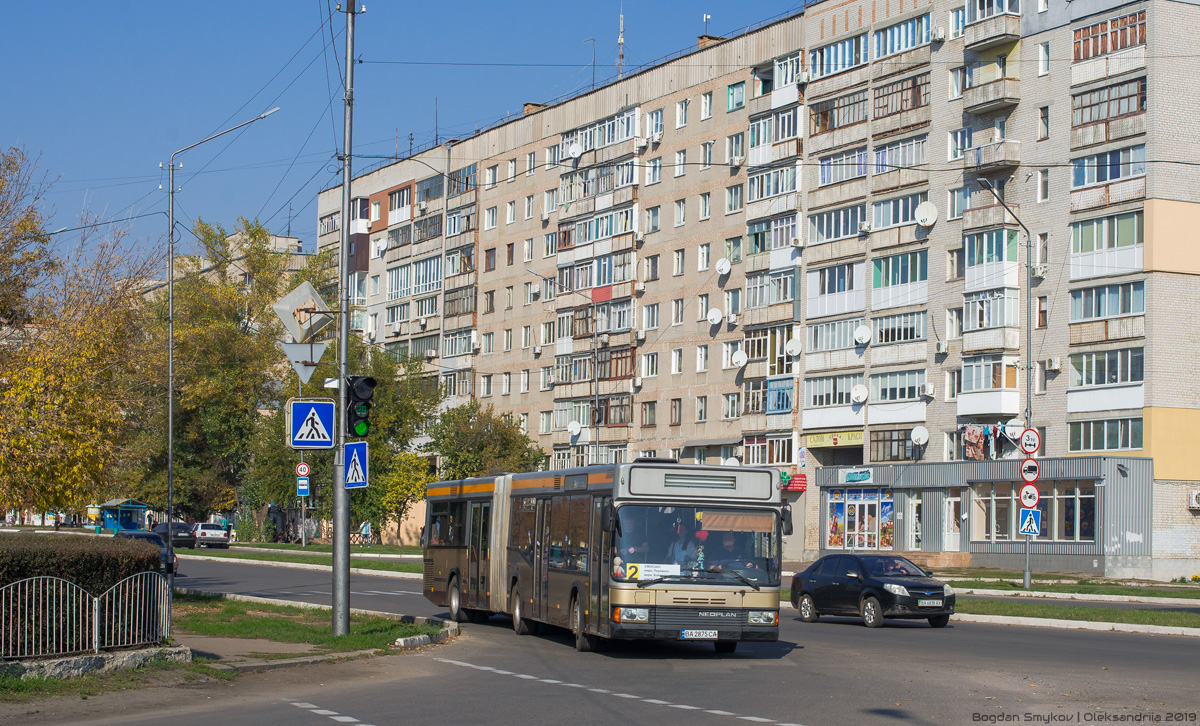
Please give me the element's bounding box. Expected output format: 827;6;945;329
861;596;884;628
511;585;535;636
928;614;950;628
448;577;468;623
713;641;737;654
798;594;820;623
572;597;596;652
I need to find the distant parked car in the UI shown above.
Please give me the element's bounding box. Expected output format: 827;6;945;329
790;554;956;628
113;530;178;575
153;522;196;549
191;523;230;548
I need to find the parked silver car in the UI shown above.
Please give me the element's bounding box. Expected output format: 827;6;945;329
191;522;230;548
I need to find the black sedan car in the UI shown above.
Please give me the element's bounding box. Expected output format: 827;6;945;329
789;554;954;628
114;531;179;575
153;522;196;549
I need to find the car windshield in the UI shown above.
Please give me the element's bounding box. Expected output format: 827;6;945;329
613;505;780;586
861;556;926;578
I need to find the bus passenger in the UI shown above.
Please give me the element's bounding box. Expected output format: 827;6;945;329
665;523;697;567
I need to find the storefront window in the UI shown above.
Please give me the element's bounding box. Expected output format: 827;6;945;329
826;488;894;550
973;480;1097;543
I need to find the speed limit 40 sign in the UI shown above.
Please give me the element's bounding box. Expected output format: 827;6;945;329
296;461;310;478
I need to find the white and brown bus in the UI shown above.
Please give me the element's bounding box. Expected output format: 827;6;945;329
422;460;792;653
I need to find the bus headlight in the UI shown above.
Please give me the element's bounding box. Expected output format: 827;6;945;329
747;610;777;626
613;607;649;623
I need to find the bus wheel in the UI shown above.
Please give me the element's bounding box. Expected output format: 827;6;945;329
448;577;468;623
572;597;596;653
511;586;535;636
714;641;737;654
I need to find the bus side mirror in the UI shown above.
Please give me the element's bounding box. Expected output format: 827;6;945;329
782;504;794;536
601;501;615;533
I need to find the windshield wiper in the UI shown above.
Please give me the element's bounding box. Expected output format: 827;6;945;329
713;568;761;591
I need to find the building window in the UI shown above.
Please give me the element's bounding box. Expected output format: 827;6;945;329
676;99;689;128
950;6;966;37
1037;169;1049;202
875;311;927;344
1070;281;1144;321
875;136;926;175
965;228;1018;268
805;373;864;407
948;187;970;220
872;250;928;290
747;166;798;202
819;147;868;186
873;192;928;230
1037;296;1048;328
646;206;660;232
1070;211;1143;254
672;299;684;325
870;369;925;402
641;401;657;426
947;307;964;338
808;317;864;352
641;352;659;378
727;82;745;111
1038;42;1050;76
871;429;916;462
700;192;711;220
874;15;930;59
701;91;713;120
726;133;744;161
670;398;682;425
1071;145;1145;189
674;199;686;227
696;345;709;372
726;185;744;214
674;149;687;177
809;34;868;80
725;236;742;264
1073;11;1146;63
962;354;1018;392
1038;106;1049;140
722;393;742;420
946;369;962;401
1069;418;1142;452
967;0;1020;24
810;90;868;135
964;289;1019;331
948;128;972;160
646;157;662;185
874;73;930;119
1069;347;1144;388
1072;78;1146;127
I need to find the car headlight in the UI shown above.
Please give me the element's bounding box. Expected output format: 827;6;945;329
747;610;778;626
613;607;648;623
884;583;910;597
942;584;955;597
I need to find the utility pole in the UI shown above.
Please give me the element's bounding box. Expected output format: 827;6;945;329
584;38;596;89
333;0;359;636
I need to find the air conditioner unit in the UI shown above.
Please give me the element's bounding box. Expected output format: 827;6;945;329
634;280;647;293
534;345;542;356
1033;264;1048;279
418;200;428;213
651;131;663;144
1188;490;1200;510
1045;356;1062;372
599;333;610;346
635;231;645;243
730;155;744;168
366;330;377;342
541;211;551;222
531;288;541;299
632;376;643;389
424;349;438;360
418;317;428;329
635;137;648;151
635;329;647;342
790;237;803;248
922;382;936;398
935;340;948;354
797;70;811;84
726;313;738;325
389;321;401;334
547;375;556;388
859;221;872;235
931;26;947;42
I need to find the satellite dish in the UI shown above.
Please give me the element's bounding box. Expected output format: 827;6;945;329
567;421;582;436
850;384;869;404
706;308;724;326
568;142;583;159
723;457;741;467
1004;419;1025;440
914;201;938;227
715;258;732;276
910;426;930;446
731;350;749;368
784;339;803;356
853;325;873;345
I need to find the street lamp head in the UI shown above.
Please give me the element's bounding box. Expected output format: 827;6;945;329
259;107;281;120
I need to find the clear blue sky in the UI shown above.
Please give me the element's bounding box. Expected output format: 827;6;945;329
3;2;800;257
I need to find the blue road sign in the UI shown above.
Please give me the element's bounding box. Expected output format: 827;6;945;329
290;400;335;450
344;441;368;489
1019;508;1042;537
297;477;310;497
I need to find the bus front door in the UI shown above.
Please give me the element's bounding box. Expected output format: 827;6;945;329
534;498;549;621
467;501;490;609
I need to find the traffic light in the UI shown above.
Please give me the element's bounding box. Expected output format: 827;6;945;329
346;376;376;437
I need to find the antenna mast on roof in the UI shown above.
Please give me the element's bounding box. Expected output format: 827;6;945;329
617;10;625;79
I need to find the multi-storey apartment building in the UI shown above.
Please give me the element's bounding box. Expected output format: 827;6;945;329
317;1;1200;578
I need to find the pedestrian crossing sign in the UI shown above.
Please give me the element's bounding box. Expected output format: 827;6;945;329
288;399;336;450
344;441;368;490
1019;508;1042;536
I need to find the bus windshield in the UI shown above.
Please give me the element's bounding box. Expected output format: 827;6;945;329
612;505;780;586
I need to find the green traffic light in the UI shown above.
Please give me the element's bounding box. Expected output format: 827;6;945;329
353;420;370;436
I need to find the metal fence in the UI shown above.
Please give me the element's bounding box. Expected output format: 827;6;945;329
0;572;170;659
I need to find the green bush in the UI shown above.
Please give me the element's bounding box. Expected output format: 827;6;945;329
0;534;162;596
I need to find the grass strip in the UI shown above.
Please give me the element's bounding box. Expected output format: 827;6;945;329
229;542;421;556
182;548;421;573
0;654;235;703
173;596;439;651
949;580;1200;600
955;599;1200;629
934;567;1079;581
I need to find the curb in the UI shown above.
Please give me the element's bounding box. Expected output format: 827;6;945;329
228;546;421;561
951;612;1200;638
0;644;192;681
177;553;421;580
174;587;459;672
960;587;1200;606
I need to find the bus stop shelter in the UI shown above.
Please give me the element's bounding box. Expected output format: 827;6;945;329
97;498;149;533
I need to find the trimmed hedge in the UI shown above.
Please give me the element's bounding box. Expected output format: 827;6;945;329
0;534;162;596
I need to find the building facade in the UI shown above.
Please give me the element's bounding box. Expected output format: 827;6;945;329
316;0;1200;578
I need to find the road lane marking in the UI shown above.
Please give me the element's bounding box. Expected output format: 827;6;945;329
290;701;376;726
671;705;702;710
644;699;670;705
738;717;775;723
706;711;737;716
311;710;339;715
292;703;317;708
330;718;359;723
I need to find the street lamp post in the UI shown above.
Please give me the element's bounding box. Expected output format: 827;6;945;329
164;107;279;601
977;178;1034;590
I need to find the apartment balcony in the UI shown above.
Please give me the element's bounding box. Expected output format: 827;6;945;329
747;93;773;117
560;196;595;221
444;270;476;290
802;405;864;431
872;45;931;82
808;178;868;210
741;412;768;433
869;341;925;367
965;260;1018;293
1069;177;1145;213
745;192;798;221
388;206;412;226
964;14;1020;51
745;361;768;379
870;222;927;252
961;139;1020;174
807;65;871;97
1071;45;1146;87
871;166;928;194
963;78;1021;115
867;401;927;425
385;243;413;264
962;327;1020;353
1070;244;1143;281
805;346;867;373
956;389;1020;417
412;237;442;259
1067;382;1144;414
595;138;636;165
806;122;869;156
612;184;638;207
871;280;927;311
1071;112;1146;151
1069;315;1144;346
963;203;1020;231
872;105;931;139
805;234;868;265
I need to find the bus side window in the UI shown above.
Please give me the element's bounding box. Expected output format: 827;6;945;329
569;495;590;573
549;497;569;568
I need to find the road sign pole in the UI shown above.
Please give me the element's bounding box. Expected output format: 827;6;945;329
1024;534;1031;590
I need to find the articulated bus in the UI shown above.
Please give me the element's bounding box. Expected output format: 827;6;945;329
422;460;793;653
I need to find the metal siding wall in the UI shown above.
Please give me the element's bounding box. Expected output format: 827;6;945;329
1099;457;1154;558
923;489;945;553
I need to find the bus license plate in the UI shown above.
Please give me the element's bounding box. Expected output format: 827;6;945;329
917;599;943;608
680;629;718;640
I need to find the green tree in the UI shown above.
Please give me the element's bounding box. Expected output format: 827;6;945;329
426;400;544;481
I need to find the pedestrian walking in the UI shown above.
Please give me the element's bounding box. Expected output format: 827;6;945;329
359;520;372;549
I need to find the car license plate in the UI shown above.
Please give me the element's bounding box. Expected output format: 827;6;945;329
680;629;718;640
917;599;943;608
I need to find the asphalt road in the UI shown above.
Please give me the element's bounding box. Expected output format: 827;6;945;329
54;558;1173;726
